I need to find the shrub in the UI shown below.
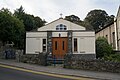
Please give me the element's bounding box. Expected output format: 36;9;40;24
104;54;120;62
96;37;113;59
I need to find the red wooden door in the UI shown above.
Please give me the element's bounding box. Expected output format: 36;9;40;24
52;37;68;59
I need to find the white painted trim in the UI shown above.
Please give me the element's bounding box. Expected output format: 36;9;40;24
114;20;118;50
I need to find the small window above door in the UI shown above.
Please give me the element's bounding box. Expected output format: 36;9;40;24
56;24;67;31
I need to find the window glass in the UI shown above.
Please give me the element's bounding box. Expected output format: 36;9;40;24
74;38;77;52
60;27;63;30
43;39;46;52
112;32;115;49
64;28;66;30
106;35;108;41
63;41;64;50
60;24;63;27
43;39;46;44
55;41;57;50
56;28;59;30
43;46;46;52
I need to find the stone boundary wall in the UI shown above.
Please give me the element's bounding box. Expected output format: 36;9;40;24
64;54;120;73
18;53;47;66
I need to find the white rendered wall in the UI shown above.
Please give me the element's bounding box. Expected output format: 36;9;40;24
52;32;67;37
26;32;47;54
26;38;42;54
26;31;95;54
72;32;95;54
26;32;47;38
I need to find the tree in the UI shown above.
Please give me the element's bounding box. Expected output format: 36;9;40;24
14;6;46;31
14;6;25;20
82;21;94;31
14;6;34;31
84;9;114;31
65;15;81;22
65;15;94;31
34;16;46;30
65;15;84;26
22;14;35;31
0;8;25;49
96;37;113;59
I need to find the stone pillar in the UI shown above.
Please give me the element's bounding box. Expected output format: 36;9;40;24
47;31;52;54
67;31;72;54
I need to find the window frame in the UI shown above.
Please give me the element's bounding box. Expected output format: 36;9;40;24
112;32;116;49
42;39;46;52
56;24;67;31
74;38;78;52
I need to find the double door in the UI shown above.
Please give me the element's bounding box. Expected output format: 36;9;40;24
52;37;68;59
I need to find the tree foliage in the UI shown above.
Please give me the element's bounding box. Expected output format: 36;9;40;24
14;6;25;20
64;15;85;27
65;15;82;23
84;9;114;31
65;15;93;30
96;37;113;59
34;17;46;30
0;8;25;49
81;21;94;31
0;6;46;49
14;6;46;31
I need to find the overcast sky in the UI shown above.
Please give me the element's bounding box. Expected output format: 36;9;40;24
0;0;120;22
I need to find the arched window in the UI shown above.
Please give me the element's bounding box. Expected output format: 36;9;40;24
56;24;67;31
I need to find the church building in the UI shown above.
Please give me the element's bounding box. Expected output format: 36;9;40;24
26;18;96;59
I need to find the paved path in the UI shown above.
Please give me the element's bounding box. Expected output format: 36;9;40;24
0;59;120;80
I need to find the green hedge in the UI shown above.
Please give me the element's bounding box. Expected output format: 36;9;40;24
104;54;120;62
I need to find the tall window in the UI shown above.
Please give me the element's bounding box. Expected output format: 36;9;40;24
56;24;67;31
74;38;77;52
43;39;46;52
55;41;57;50
62;41;64;50
112;32;115;49
105;35;108;41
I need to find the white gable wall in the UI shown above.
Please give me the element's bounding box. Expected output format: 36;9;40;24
38;18;85;31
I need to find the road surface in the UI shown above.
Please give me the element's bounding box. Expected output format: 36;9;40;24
0;64;95;80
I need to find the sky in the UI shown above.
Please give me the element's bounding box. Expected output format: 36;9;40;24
0;0;120;22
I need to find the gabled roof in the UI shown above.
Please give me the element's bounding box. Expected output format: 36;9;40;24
44;18;62;27
117;5;120;18
95;21;114;33
38;18;86;31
